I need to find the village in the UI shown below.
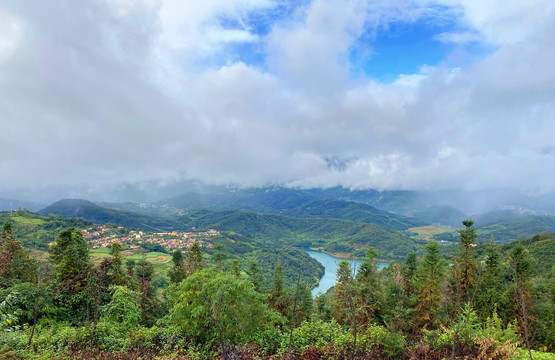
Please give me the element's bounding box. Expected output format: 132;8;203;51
82;225;217;252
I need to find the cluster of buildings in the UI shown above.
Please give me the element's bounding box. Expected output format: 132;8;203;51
83;225;218;252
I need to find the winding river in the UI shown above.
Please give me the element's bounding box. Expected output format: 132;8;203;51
306;250;389;297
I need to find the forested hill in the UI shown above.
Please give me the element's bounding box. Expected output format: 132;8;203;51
39;199;182;232
179;209;415;259
0;210;92;249
499;232;555;275
159;188;426;231
38;199;416;259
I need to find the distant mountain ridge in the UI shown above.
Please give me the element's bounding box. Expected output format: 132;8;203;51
0;197;44;212
158;188;426;231
38;198;416;259
39;199;180;232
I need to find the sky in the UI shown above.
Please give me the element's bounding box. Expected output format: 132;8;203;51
1;0;555;194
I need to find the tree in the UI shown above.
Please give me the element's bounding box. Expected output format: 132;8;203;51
510;242;534;360
355;247;380;324
167;269;278;358
108;242;127;286
186;242;204;276
134;253;156;326
168;249;187;284
332;260;354;326
102;286;141;331
415;240;444;329
49;228;91;294
453;219;478;302
268;261;290;315
214;243;227;272
474;237;510;322
247;257;265;292
0;222;36;288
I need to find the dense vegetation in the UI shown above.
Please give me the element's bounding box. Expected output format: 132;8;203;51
36;199;418;260
0;210;93;250
39;200;181;232
159;189;425;231
0;219;553;359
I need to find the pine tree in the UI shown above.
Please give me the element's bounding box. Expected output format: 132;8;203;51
415;240;444;329
214;243;226;272
454;219;478;302
186;242;204;276
49;228;91;293
474;237;510;321
0;222;36;287
510;242;534;359
247;257;265;292
168;249;187;284
108;242;127;286
355;247;380;324
332;260;354;326
134;253;156;326
268;261;290;315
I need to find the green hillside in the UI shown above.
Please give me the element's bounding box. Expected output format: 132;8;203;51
180;209;416;259
0;210;93;249
281;199;425;230
499;232;555;276
39;199;182;232
161;188;426;231
477;215;555;242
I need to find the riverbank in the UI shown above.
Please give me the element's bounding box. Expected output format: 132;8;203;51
306;250;389;296
309;247;395;262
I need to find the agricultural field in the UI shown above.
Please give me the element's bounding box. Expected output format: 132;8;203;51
408;225;454;240
90;247;172;287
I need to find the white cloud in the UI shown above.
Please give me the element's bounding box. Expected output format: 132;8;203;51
0;0;555;194
434;31;481;44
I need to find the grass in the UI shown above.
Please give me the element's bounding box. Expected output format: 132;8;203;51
90;248;170;263
90;248;172;282
10;216;45;225
408;225;454;238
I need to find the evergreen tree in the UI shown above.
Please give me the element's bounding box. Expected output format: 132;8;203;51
232;259;240;277
474;237;510;322
415;240;444;329
401;252;418;298
454;219;478;300
134;253;156;326
49;228;91;293
108;242;127;286
247;257;265;292
214;243;227;272
314;292;332;322
297;281;313;323
510;242;534;357
0;222;36;287
186;242;204;276
168;249;187;284
268;261;290;315
332;260;354;326
355;247;380;324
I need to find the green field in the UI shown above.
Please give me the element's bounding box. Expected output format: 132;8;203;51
90;248;172;284
10;215;46;225
408;225;454;239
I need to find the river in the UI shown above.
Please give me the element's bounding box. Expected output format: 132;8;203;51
306;250;390;297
